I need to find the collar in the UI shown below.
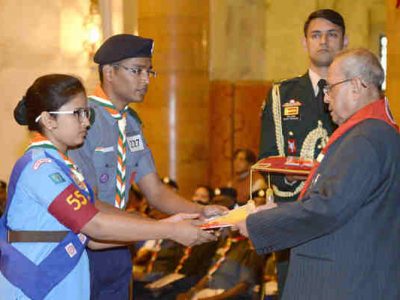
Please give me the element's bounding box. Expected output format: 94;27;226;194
89;85;128;126
90;85;128;118
93;85;109;100
299;98;399;200
308;69;323;97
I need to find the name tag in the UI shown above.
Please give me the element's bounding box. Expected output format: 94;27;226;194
127;134;144;152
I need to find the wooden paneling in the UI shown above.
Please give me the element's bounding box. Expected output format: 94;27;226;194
136;0;209;197
234;81;271;153
209;81;272;188
386;0;400;122
209;81;235;188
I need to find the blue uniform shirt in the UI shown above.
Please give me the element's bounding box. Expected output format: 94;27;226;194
0;148;91;299
69;97;156;208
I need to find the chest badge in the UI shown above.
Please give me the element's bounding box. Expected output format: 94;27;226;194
283;99;302;121
127;134;144;152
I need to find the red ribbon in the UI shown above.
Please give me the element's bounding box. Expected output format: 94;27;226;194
397;0;400;8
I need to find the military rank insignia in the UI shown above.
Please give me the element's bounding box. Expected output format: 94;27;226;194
283;99;302;121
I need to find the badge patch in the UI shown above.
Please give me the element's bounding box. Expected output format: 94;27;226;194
49;172;66;184
287;139;297;154
99;173;109;183
283;99;302;121
95;146;114;153
33;158;52;170
65;242;77;258
78;233;87;244
127;134;144;152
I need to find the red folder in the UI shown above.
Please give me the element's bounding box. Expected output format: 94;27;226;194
251;156;314;175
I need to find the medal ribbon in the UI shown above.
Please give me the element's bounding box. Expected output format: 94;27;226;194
299;98;399;200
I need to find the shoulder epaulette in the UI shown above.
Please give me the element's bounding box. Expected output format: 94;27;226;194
275;74;303;85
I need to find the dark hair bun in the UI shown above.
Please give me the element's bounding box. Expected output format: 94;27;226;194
14;97;28;125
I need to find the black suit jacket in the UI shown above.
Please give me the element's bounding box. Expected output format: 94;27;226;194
248;120;400;299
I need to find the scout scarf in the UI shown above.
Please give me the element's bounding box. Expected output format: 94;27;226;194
299;98;399;200
90;85;129;209
27;133;88;193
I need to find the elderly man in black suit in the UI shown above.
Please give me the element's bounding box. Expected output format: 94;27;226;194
236;48;400;300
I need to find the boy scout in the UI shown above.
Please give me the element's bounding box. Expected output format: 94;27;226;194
70;34;225;300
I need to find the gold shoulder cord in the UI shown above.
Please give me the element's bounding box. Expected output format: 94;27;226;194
271;83;305;198
300;121;328;160
257;84;330;199
272;87;330;198
271;84;285;156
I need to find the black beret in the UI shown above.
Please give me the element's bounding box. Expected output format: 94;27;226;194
94;34;154;64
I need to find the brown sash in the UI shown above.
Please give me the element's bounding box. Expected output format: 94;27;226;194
7;230;69;243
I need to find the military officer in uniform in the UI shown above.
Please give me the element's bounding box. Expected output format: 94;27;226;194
69;34;226;300
258;9;348;296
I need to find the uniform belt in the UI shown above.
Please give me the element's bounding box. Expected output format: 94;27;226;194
7;230;69;243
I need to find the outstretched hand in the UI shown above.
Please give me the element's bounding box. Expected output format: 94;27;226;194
161;213;201;223
201;205;229;220
170;220;217;247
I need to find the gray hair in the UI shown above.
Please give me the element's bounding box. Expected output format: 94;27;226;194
335;48;384;91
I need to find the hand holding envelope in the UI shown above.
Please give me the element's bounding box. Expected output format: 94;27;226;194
200;201;256;230
233;201;278;237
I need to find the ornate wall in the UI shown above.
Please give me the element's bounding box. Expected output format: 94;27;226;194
0;0;394;193
135;1;210;197
0;0;92;182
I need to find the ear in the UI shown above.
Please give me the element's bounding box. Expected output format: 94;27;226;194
350;77;365;100
302;36;308;52
40;111;58;130
102;65;114;82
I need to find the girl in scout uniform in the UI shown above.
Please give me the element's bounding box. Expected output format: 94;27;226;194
0;74;215;300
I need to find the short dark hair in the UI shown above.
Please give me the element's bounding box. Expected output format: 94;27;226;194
0;180;6;189
234;148;257;165
304;9;345;37
14;74;86;133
